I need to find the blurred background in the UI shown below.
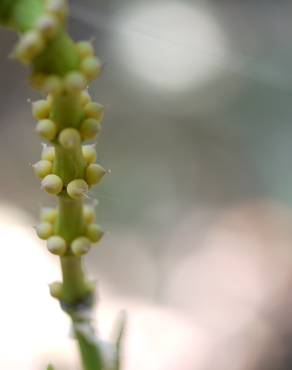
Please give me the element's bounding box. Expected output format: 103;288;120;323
1;0;292;369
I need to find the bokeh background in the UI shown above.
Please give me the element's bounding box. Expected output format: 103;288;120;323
1;0;292;369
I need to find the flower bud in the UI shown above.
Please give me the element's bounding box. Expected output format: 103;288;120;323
80;90;91;107
36;14;59;39
82;145;97;165
42;174;63;195
83;205;96;224
49;281;63;299
36;222;54;240
47;236;67;255
33;160;53;179
64;72;87;93
36;119;57;141
76;41;94;58
86;164;106;186
59;128;81;149
67;179;88;199
14;30;44;63
40;207;58;223
41;145;55;162
32;100;51;120
80;57;102;81
84;102;104;122
86;224;104;243
43;75;63;94
80;118;101;141
71;237;91;256
46;0;68;21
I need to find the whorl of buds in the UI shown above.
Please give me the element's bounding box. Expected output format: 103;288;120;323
36;222;54;240
36;119;57;141
47;236;67;255
71;236;91;256
67;179;89;199
42;174;63;195
86;164;106;186
33;160;53;179
59;128;81;149
86;224;104;244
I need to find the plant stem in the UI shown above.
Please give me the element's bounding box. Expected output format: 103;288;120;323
0;2;107;369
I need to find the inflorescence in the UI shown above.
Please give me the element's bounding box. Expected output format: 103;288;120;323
12;0;106;300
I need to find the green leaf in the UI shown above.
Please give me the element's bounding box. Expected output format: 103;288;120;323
75;323;103;370
112;311;127;370
46;364;55;370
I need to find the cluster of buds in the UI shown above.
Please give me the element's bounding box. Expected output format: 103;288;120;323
13;0;68;63
32;90;106;198
30;41;102;93
33;88;106;257
26;36;106;275
36;204;104;259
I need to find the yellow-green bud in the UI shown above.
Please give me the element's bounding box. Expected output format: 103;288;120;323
83;205;96;224
46;0;68;21
84;102;104;122
36;222;54;240
81;57;102;81
33;160;53;179
64;72;87;93
82;145;97;165
36;119;57;141
40;207;58;223
14;30;44;63
80;90;91;107
41;145;55;162
86;164;106;186
59;128;81;149
43;75;63;94
86;224;104;243
47;236;67;255
49;281;63;299
76;41;94;58
36;14;59;39
67;179;89;199
71;237;91;256
42;174;63;195
80;118;101;141
32;100;51;120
